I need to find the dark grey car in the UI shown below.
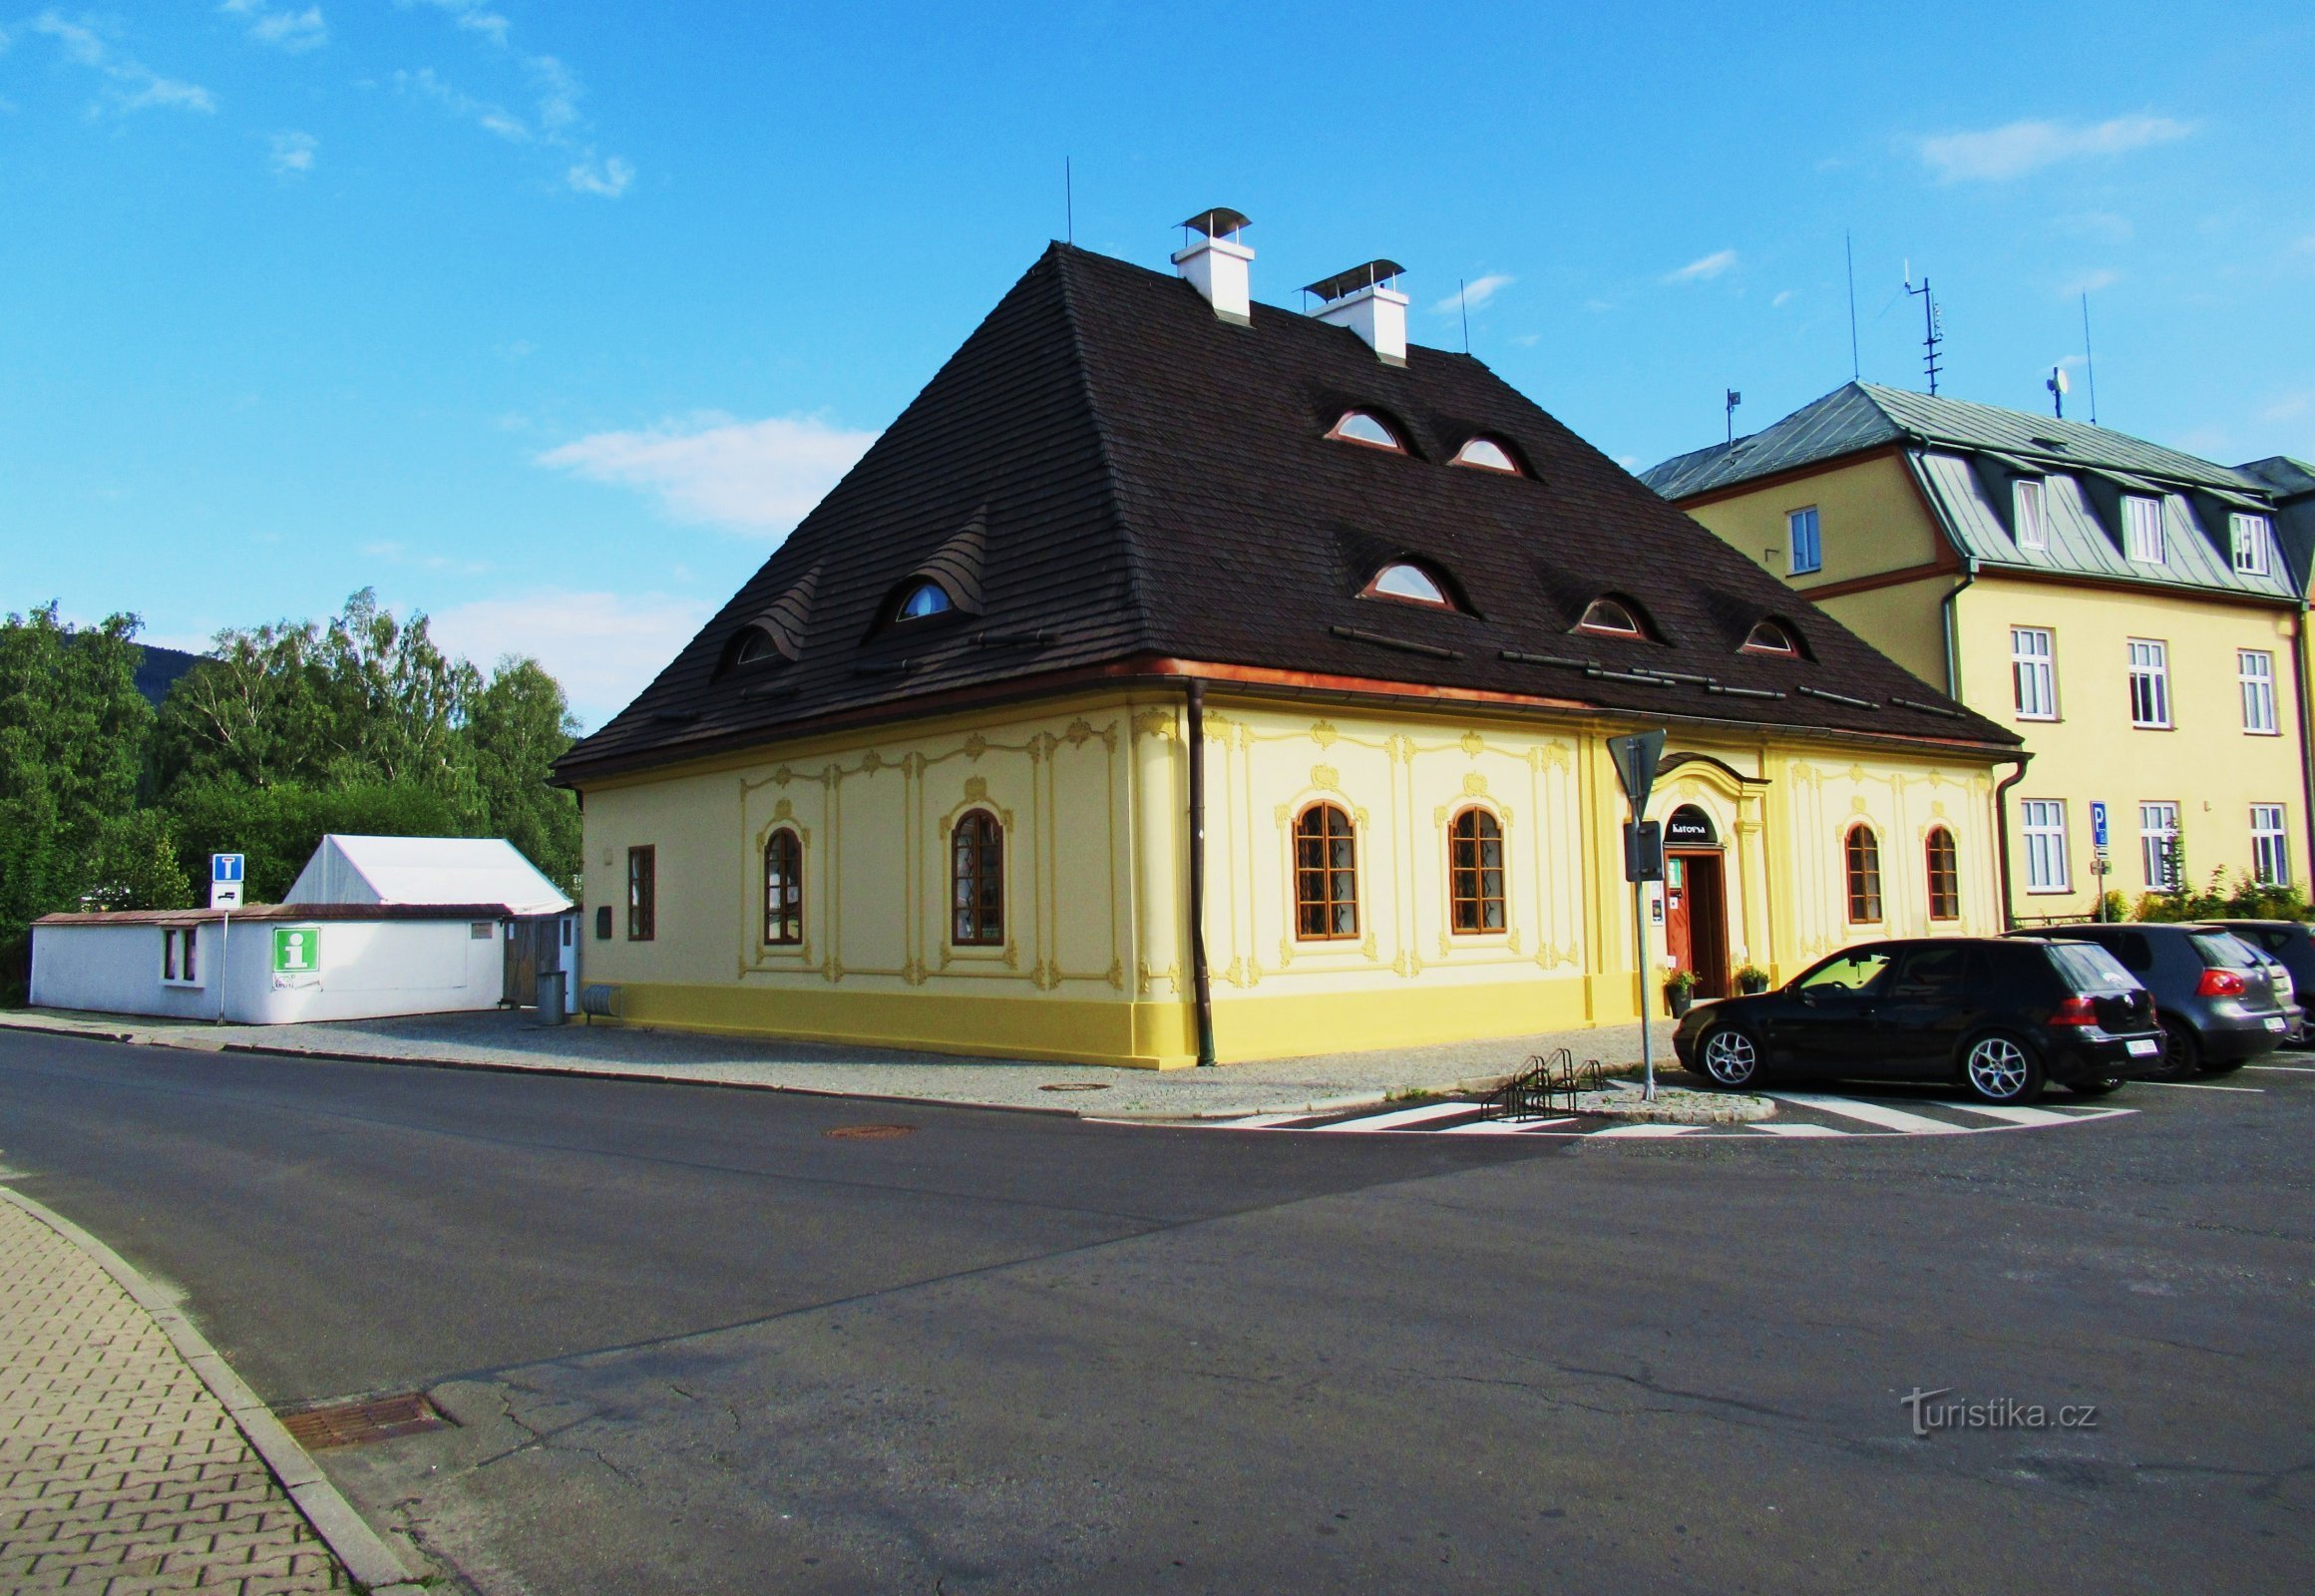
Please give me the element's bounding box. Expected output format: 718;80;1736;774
2018;924;2288;1076
2213;920;2315;1045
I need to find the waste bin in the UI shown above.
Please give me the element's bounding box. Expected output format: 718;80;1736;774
535;970;567;1025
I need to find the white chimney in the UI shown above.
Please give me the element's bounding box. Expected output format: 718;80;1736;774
1173;207;1254;325
1305;260;1409;365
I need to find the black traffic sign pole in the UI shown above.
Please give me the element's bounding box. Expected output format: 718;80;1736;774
1608;732;1668;1102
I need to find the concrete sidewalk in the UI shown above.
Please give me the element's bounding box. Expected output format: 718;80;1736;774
0;1004;1690;1120
0;1192;399;1593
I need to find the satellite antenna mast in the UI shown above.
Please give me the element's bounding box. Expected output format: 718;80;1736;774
1064;158;1073;245
1459;277;1470;353
1903;264;1943;395
1725;388;1741;444
2047;365;2070;420
2081;292;2099;426
1844;230;1860;380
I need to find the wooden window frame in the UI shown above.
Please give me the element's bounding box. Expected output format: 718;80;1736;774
1740;619;1797;656
763;828;804;947
951;809;1005;947
1326;410;1407;454
1447;807;1507;936
1293;802;1360;942
1577;598;1645;638
1360;561;1456;611
627;846;656;942
1844;824;1883;924
1449;436;1523;475
2127;638;2171;729
1924;827;1960;922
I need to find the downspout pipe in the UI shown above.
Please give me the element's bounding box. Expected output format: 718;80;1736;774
2293;600;2315;893
1941;557;1978;699
1993;753;2032;932
1185;678;1218;1067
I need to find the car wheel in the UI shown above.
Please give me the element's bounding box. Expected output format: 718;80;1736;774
1961;1031;2045;1105
1697;1023;1763;1089
2070;1075;2124;1097
2155;1020;2201;1080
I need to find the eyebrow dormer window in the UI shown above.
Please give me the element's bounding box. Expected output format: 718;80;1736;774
1578;598;1644;638
732;626;781;665
1362;561;1453;609
1328;410;1405;453
1450;437;1521;474
895;582;954;620
1741;619;1798;655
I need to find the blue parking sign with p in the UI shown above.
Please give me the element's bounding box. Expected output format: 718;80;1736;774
2090;802;2109;848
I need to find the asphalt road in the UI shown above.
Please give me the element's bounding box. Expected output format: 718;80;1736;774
2;1030;2309;1595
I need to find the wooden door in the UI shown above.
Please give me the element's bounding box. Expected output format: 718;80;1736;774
1668;851;1731;998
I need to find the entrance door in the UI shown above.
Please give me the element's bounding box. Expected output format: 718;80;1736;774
1664;851;1731;998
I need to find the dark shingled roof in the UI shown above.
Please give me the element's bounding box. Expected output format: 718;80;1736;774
557;246;2015;783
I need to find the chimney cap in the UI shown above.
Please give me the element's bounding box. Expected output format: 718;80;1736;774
1179;206;1252;240
1303;259;1406;302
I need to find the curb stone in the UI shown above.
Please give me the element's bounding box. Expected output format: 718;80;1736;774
0;1184;426;1595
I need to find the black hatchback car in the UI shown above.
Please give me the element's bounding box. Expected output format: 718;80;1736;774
2019;924;2289;1076
2212;920;2315;1045
1672;938;2160;1104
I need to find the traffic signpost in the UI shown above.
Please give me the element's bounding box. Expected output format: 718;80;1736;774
1608;731;1669;1102
2090;803;2111;918
209;855;243;1022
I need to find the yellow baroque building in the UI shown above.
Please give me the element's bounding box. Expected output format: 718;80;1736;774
1649;384;2315;922
559;223;2021;1067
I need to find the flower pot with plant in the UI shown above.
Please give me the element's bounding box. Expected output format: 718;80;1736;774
1735;964;1769;996
1663;968;1698;1017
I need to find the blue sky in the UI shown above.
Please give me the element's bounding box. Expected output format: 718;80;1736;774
6;1;2311;724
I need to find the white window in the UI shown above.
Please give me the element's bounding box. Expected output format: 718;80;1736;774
2011;626;2057;719
2140;802;2181;891
161;926;202;987
2123;495;2165;564
2232;513;2272;577
1788;507;1821;576
1363;561;1453;608
2021;800;2070;893
2252;804;2291;887
1328;410;1405;452
1450;436;1522;474
2127;639;2170;728
2240;649;2278;734
2013;479;2047;551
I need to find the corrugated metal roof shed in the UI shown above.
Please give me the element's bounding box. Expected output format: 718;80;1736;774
285;836;573;918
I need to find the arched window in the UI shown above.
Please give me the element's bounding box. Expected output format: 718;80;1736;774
1578;598;1644;638
951;810;1004;946
733;625;780;665
1293;803;1359;940
763;829;803;946
1361;561;1454;609
1925;827;1960;921
1448;808;1506;934
1845;824;1883;924
896;582;954;621
1327;410;1405;453
1450;436;1521;474
1741;619;1797;655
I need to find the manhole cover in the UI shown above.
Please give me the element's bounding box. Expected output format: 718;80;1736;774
278;1393;448;1450
1038;1081;1111;1092
824;1123;917;1140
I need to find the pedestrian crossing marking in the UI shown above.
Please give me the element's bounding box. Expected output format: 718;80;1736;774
1315;1100;1489;1132
1588;1123;1704;1138
1764;1093;1969;1134
1944;1102;2082;1127
1435;1116;1575;1135
1198;1091;2147;1140
1747;1122;1847;1137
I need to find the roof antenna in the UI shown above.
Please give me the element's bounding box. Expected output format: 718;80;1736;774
1459;277;1470;353
1903;262;1942;395
1725;388;1741;444
2081;291;2099;426
1064;157;1072;245
2046;364;2070;419
1844;229;1860;381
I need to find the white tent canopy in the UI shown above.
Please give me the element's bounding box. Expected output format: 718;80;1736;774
286;835;573;918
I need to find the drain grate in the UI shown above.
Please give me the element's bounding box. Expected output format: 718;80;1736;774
278;1392;448;1450
823;1122;917;1140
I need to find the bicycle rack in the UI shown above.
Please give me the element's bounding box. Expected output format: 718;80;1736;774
1481;1048;1604;1120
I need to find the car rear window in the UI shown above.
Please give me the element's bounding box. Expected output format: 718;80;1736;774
2190;932;2258;970
2046;943;2139;992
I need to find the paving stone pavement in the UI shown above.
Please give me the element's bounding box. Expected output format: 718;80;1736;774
0;1199;346;1594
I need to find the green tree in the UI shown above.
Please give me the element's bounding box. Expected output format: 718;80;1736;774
163;778;471;904
464;656;582;891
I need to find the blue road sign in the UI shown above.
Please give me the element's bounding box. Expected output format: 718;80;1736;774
2090;802;2109;849
211;854;243;884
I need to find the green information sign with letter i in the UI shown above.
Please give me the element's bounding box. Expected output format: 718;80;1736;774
271;926;319;975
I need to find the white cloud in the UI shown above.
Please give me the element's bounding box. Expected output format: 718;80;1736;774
1663;248;1736;284
403;0;511;48
220;2;327;53
30;12;214;114
1921;114;2192;184
268;128;316;176
1509;333;1541;348
1428;272;1514;316
430;589;714;727
1771;289;1793;308
2061;267;2121;296
538;413;880;535
567;155;631;198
